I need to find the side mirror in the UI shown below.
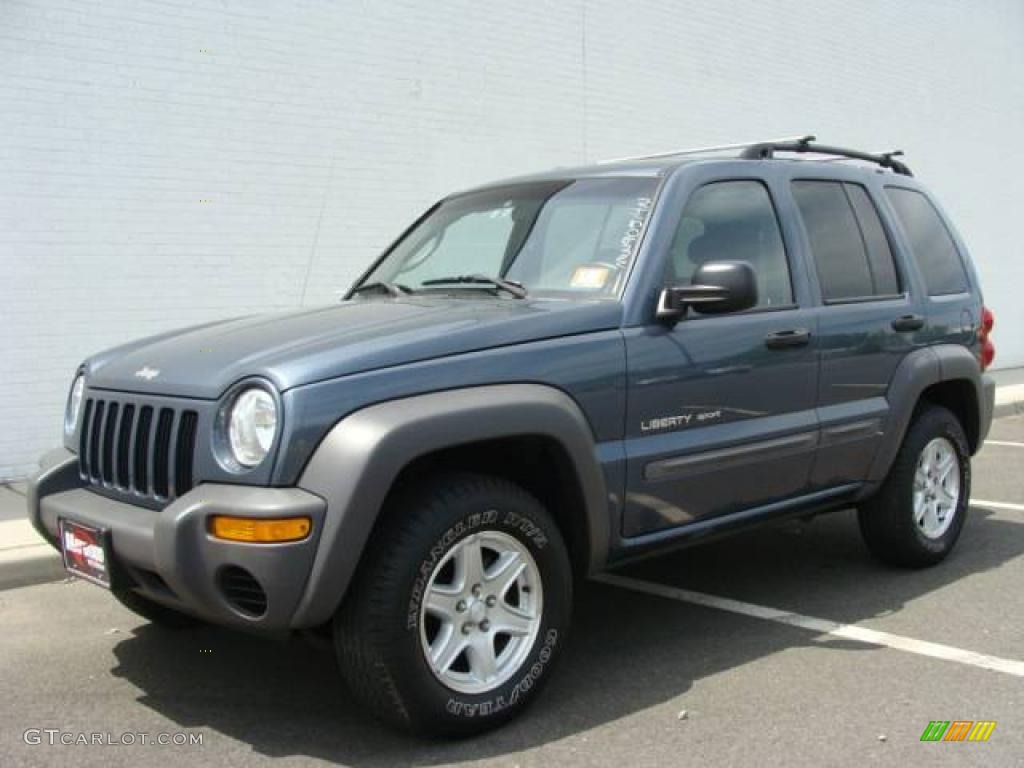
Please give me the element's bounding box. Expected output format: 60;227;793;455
657;260;758;321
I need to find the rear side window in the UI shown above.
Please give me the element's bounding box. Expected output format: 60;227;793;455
792;181;901;302
885;187;969;296
845;185;900;295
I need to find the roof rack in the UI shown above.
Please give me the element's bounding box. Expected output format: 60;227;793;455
597;135;815;165
740;136;913;176
599;134;913;176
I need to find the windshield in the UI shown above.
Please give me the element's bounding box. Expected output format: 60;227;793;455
359;177;658;298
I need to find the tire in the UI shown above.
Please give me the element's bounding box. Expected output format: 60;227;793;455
113;588;204;629
334;472;572;736
858;405;971;567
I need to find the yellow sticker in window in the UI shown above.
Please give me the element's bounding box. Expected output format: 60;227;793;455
570;265;611;290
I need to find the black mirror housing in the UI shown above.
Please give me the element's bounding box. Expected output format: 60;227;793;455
657;260;758;320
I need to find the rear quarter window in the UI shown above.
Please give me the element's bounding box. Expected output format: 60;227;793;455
885;187;969;296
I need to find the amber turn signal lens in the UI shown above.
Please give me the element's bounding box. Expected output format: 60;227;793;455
209;515;311;543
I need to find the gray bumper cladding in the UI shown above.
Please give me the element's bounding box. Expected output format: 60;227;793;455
28;383;608;633
29;448;326;631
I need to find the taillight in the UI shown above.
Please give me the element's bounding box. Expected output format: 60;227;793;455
979;306;995;371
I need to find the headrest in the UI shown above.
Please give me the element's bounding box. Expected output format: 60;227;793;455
687;225;754;267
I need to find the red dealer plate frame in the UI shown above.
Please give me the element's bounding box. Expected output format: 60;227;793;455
59;518;112;588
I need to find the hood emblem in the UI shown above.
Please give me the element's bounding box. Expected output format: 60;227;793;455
134;366;160;381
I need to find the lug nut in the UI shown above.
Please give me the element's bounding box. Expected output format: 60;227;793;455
485;595;496;607
479;619;490;632
456;600;467;612
461;622;473;635
472;584;482;597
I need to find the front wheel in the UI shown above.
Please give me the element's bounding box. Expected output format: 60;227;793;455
334;473;572;736
858;405;971;567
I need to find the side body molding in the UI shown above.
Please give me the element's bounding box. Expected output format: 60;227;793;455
866;344;986;485
290;384;609;628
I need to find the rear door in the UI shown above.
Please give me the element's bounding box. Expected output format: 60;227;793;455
787;177;922;488
622;173;820;537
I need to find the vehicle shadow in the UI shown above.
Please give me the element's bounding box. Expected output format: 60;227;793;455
108;505;1021;766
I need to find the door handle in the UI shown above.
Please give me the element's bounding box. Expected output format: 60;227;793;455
891;314;925;332
764;328;811;349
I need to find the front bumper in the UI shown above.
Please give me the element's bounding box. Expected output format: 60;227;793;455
29;448;326;632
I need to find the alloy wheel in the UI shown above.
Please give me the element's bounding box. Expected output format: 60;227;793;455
913;436;961;539
418;529;543;695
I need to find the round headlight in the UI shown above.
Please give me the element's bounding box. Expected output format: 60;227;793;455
64;375;85;437
227;388;278;467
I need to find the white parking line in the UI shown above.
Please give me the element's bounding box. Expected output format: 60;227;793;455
983;440;1024;448
594;573;1024;678
971;499;1024;512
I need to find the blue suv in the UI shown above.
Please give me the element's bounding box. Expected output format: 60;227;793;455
29;136;996;735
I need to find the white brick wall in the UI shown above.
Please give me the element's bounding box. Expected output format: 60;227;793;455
2;0;1022;479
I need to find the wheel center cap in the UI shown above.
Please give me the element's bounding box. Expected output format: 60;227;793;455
469;600;487;622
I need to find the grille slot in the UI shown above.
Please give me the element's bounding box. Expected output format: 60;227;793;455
115;404;135;488
78;399;94;479
152;408;174;498
77;396;197;505
134;406;153;494
175;411;198;496
101;402;119;484
88;401;104;481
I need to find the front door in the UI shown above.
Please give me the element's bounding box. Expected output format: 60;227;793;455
623;177;819;537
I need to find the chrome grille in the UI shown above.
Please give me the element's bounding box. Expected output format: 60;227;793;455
79;397;199;502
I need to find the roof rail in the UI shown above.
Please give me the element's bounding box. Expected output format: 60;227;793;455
597;135;816;165
740;138;913;176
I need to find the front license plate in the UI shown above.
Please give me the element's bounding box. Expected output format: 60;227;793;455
59;518;112;588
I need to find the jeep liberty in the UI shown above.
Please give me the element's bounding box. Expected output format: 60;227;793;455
28;136;996;735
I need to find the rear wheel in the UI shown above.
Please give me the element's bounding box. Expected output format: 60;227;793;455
334;472;572;736
858;405;970;567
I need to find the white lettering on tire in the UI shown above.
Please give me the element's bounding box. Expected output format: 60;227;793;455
445;629;558;718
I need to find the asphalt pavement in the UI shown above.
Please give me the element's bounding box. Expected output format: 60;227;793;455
1;416;1023;767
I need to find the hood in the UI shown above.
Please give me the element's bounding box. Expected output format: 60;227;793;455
84;297;623;399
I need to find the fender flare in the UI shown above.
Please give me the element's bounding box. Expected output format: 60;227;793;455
867;344;984;483
290;383;609;628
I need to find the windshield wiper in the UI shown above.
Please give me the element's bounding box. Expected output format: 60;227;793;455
350;281;413;298
420;274;527;298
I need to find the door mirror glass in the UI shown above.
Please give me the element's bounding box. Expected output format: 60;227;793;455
658;260;759;319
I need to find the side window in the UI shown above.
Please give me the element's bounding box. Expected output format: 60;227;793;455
845;185;900;295
668;180;792;308
792;180;901;302
885;187;969;296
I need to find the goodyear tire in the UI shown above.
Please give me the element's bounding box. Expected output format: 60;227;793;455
858;405;971;567
334;472;572;736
